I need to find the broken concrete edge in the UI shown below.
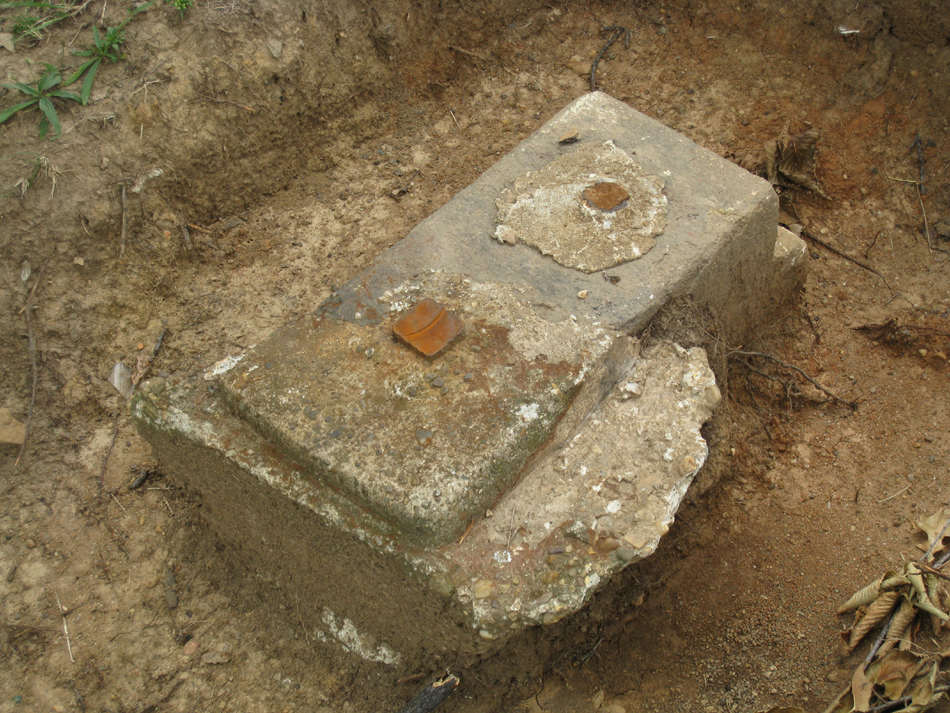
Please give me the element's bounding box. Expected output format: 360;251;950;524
130;336;719;648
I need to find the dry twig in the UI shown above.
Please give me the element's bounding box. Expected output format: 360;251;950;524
731;350;857;408
802;229;891;288
16;258;51;468
55;593;75;663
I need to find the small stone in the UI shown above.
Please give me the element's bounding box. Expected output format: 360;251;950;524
624;533;648;549
559;129;580;144
463;372;474;382
440;385;449;395
598;537;620;552
431;377;445;388
415;429;434;447
433;489;441;498
473;579;495;599
365;348;375;358
615;546;636;562
541;571;560;584
265;362;274;370
407;386;418;396
330;429;343;439
183;638;200;655
577;290;589;299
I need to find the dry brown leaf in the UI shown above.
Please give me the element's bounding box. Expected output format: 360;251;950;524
820;687;854;713
879;598;919;657
851;665;874;712
847;590;901;651
866;650;921;701
762;122;828;199
926;576;944;634
916;507;950;557
838;574;886;614
903;660;944;713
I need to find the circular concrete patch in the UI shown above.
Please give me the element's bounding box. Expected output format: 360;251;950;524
493;140;667;273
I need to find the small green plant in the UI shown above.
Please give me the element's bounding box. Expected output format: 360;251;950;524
0;63;81;138
166;0;192;16
63;0;157;104
1;0;81;44
65;25;126;104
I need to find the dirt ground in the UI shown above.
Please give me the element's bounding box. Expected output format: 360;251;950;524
2;0;949;711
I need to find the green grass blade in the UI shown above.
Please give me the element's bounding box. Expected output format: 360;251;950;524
0;1;69;9
79;61;98;104
37;65;61;92
51;89;82;102
0;99;39;124
65;58;96;86
4;82;41;97
37;96;61;137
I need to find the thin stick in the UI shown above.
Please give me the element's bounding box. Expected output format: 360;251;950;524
194;92;254;112
448;45;488;61
590;25;629;91
878;484;911;504
915;181;932;254
920;514;950;562
119;184;127;258
98;422;119;497
887;176;933;254
507;505;519;548
730;350;857;408
110;492;127;514
801;229;891;288
15;258;51;468
449;109;461;132
55;593;75;663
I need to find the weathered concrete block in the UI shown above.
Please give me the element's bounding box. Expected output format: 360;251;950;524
131;92;805;665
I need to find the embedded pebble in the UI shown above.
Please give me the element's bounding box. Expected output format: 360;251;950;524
577;290;589;299
473;579;495;599
365;348;375;358
463;372;474;382
624;533;648;549
431;377;445;388
615;545;637;562
265;362;274;370
415;429;434;446
407;385;418;397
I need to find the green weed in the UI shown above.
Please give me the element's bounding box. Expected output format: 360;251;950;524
0;63;82;138
63;0;157;104
65;25;126;104
166;0;192;16
1;0;86;44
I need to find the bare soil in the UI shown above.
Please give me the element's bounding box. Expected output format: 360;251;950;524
2;0;949;711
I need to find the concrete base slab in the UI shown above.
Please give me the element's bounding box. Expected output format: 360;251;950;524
131;92;806;665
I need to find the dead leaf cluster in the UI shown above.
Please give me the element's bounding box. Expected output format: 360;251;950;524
756;508;950;713
828;508;950;713
739;120;828;199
